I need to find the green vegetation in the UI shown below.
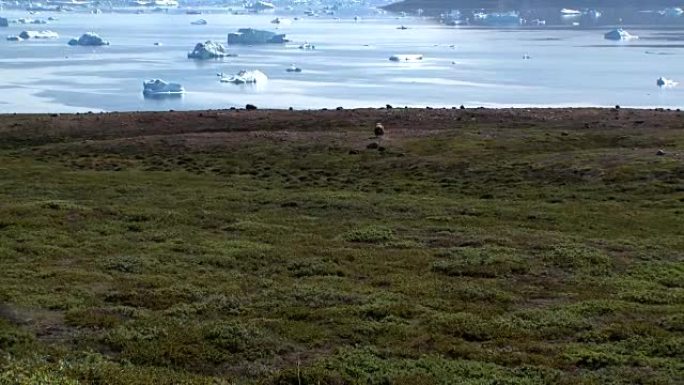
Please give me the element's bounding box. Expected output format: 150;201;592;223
0;109;682;384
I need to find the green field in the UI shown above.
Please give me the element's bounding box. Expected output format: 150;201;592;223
0;109;682;384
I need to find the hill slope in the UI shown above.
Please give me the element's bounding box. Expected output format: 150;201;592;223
0;108;683;384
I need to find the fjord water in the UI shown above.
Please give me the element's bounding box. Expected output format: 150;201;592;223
0;10;683;112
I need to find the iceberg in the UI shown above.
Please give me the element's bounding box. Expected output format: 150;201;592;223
604;28;638;41
219;69;267;84
472;11;521;26
586;9;602;18
68;32;109;46
19;30;59;39
142;79;184;96
154;0;178;7
270;17;291;25
286;64;302;72
561;8;581;16
227;28;287;45
17;18;48;24
187;41;234;59
247;1;274;12
6;35;22;41
190;19;207;25
657;77;678;88
389;54;423;62
0;17;8;27
659;7;683;17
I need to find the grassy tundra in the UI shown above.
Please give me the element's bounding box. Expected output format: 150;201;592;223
0;108;682;384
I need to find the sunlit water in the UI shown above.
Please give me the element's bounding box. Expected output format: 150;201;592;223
0;9;683;112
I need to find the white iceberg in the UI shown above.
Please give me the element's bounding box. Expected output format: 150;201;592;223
247;1;274;11
271;17;291;25
187;41;234;59
17;18;48;24
142;79;184;96
19;30;59;39
389;54;423;62
604;28;638;41
6;35;22;41
68;32;110;46
219;69;267;84
286;64;302;72
561;8;581;15
190;19;207;25
657;77;678;88
659;7;684;17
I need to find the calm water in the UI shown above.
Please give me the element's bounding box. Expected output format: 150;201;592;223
0;9;683;112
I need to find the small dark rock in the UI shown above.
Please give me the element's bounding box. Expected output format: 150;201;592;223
656;149;666;156
367;142;379;149
561;131;569;136
245;104;257;110
336;106;344;111
230;107;236;110
378;146;386;152
281;201;299;208
348;149;359;155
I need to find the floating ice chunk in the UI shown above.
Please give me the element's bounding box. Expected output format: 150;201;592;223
472;11;521;26
228;28;287;44
561;8;581;15
286;64;302;72
68;32;110;46
389;54;423;62
19;30;59;39
6;35;22;41
143;79;184;96
247;0;275;11
187;41;234;59
659;7;683;17
17;18;48;24
657;77;678;88
604;28;638;41
219;69;268;84
585;9;602;18
190;19;207;25
271;17;291;25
